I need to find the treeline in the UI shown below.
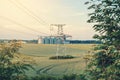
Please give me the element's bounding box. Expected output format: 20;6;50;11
69;40;101;44
0;39;38;44
0;39;102;44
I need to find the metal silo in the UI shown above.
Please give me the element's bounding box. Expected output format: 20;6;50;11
50;37;55;44
53;37;57;44
54;37;63;44
44;37;50;44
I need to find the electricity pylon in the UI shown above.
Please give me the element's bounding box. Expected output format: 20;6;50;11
50;24;66;58
51;24;65;36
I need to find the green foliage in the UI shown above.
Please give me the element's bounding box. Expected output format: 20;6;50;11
85;0;120;80
0;42;33;80
62;74;87;80
62;74;77;80
49;55;75;59
79;74;88;80
31;75;57;80
30;74;87;80
86;0;120;49
10;42;22;53
87;45;120;80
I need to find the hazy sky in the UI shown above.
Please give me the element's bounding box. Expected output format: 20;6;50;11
0;0;96;40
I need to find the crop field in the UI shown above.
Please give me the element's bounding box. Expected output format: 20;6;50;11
19;44;95;76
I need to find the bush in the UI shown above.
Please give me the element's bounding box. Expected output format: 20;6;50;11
49;55;75;60
0;42;33;80
30;74;87;80
62;74;77;80
31;75;57;80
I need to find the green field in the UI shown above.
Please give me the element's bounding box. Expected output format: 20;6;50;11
19;44;94;76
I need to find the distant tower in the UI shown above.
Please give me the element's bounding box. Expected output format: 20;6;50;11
51;24;66;44
50;24;66;58
51;24;65;36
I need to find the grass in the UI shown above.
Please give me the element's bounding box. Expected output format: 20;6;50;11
18;44;95;77
19;44;94;56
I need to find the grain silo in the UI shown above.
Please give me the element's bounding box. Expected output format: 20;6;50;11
49;37;54;44
38;37;43;44
43;37;50;44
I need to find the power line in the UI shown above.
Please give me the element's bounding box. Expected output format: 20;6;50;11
0;16;49;35
8;0;49;26
1;26;36;36
15;0;49;26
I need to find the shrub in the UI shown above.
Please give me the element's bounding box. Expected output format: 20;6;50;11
49;55;75;60
31;75;57;80
0;42;33;80
62;74;77;80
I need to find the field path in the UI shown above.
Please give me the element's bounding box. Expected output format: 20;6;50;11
37;60;82;75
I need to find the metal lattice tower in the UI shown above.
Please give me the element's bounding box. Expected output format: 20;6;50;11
51;24;65;36
50;24;66;58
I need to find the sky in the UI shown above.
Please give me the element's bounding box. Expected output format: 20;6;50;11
0;0;96;40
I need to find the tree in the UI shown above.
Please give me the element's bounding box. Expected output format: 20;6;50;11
85;0;120;80
0;42;33;80
85;0;120;49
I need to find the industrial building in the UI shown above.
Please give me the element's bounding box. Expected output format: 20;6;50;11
37;24;101;44
38;24;72;44
38;37;101;44
38;36;64;44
